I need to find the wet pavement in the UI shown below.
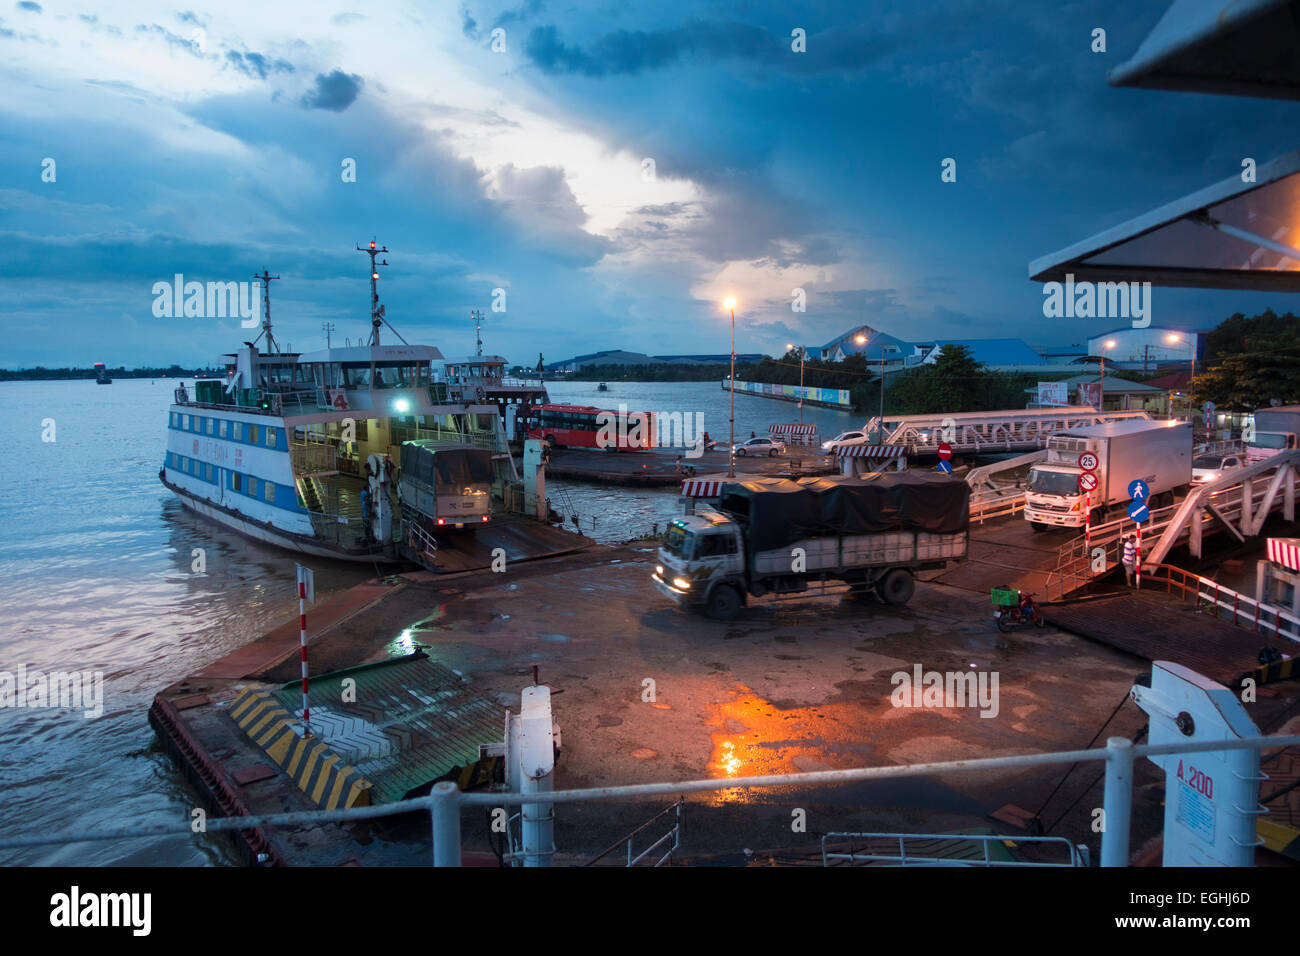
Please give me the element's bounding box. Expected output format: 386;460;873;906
265;543;1228;863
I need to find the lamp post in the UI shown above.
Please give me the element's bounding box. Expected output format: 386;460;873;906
857;334;884;438
787;344;806;423
1099;339;1116;411
1165;332;1192;418
725;297;737;477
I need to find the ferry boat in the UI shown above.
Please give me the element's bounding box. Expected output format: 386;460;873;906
160;244;516;563
94;362;112;385
440;309;549;442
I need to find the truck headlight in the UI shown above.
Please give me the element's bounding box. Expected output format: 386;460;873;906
673;577;691;590
656;565;664;576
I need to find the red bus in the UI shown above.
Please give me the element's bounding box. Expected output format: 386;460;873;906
525;403;656;451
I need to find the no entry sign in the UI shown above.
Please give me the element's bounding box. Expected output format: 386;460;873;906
1078;452;1099;472
1078;472;1099;493
937;442;953;461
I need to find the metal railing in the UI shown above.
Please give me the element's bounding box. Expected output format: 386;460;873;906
1045;467;1296;599
1143;563;1300;643
407;521;438;566
583;801;683;867
821;831;1089;867
4;734;1297;867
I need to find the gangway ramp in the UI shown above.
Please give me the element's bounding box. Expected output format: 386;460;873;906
413;514;594;573
1043;592;1279;685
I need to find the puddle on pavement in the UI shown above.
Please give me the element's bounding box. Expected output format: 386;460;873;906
703;684;976;814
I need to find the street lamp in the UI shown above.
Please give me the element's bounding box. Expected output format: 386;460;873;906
1165;332;1194;418
787;343;806;423
857;333;885;439
1099;339;1116;411
725;296;737;477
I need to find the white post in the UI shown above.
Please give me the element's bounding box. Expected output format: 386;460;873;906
519;685;556;867
1100;737;1134;867
430;780;462;867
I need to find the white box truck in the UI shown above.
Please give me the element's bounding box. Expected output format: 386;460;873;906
652;473;969;620
1024;419;1192;531
1247;405;1300;462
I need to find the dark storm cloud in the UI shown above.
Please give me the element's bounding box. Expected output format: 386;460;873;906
523;20;903;77
226;50;295;80
300;70;363;111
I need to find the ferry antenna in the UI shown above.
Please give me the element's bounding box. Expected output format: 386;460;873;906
251;270;281;353
356;240;408;346
471;309;485;357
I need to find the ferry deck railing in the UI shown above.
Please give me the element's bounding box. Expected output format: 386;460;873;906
821;831;1089;867
3;734;1296;867
1142;563;1300;643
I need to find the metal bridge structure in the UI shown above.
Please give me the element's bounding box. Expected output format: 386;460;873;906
863;407;1152;455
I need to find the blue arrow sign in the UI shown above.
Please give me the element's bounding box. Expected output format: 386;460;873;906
1128;479;1150;500
1128;499;1149;523
935;460;953;474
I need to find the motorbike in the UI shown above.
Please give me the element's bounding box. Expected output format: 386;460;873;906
991;587;1045;632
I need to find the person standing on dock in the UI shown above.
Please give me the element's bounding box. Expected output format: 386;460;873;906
1121;534;1137;587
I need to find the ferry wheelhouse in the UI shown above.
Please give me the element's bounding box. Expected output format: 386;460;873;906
441;310;549;441
160;245;515;562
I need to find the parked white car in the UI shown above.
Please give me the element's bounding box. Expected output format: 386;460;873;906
820;430;871;454
1191;453;1246;485
732;437;786;457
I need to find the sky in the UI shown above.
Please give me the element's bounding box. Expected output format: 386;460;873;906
2;0;1298;369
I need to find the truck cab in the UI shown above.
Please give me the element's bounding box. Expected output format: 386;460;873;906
653;511;745;615
1024;463;1091;528
1247;431;1298;461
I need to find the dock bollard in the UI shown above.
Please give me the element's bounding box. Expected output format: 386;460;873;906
430;780;462;867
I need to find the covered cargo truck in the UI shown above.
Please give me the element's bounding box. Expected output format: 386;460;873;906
398;441;492;529
652;472;969;620
1247;405;1300;462
1023;419;1192;531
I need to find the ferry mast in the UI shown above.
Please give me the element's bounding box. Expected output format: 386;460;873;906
250;270;281;353
471;309;485;356
358;240;408;346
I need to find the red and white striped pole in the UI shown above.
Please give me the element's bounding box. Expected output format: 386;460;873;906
1084;494;1091;550
1135;523;1142;590
297;566;311;736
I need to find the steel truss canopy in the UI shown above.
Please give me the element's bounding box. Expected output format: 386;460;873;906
1029;149;1300;291
1108;0;1300;100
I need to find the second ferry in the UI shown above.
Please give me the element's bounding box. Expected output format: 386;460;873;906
160;242;519;564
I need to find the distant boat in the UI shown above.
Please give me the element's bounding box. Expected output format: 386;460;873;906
94;362;112;385
597;382;609;392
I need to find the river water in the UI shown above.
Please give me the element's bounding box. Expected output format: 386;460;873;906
0;378;858;865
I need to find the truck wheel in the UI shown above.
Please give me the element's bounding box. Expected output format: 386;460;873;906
707;584;742;621
878;569;914;605
1029;522;1048;533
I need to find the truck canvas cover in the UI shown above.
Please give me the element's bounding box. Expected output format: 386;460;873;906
400;442;493;487
717;472;969;552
